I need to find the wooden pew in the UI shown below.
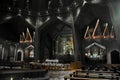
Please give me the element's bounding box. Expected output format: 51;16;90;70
64;75;110;80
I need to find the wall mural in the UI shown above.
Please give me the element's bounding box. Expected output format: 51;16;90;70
56;35;74;55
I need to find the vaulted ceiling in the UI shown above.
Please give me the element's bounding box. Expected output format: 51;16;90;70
0;0;119;42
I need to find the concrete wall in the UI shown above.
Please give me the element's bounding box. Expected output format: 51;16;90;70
81;39;120;64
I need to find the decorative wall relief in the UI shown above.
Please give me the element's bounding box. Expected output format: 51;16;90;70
85;42;106;64
84;19;115;40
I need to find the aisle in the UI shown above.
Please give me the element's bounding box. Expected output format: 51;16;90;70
48;70;74;80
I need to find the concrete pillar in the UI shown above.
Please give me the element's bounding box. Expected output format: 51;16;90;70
34;28;40;62
107;52;111;64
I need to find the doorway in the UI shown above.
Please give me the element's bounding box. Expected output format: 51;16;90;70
16;49;24;61
111;50;120;64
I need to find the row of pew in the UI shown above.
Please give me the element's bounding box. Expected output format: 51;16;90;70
64;65;120;80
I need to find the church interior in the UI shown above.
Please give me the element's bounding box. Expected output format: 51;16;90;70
0;0;120;80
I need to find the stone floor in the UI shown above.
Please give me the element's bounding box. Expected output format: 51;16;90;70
48;70;73;80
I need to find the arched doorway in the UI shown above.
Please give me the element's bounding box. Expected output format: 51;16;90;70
16;49;24;61
111;50;120;64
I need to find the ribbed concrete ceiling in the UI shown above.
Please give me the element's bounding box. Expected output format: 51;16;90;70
0;0;117;42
